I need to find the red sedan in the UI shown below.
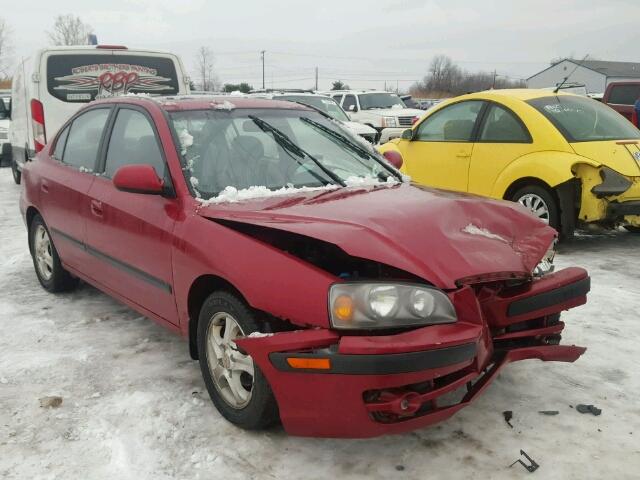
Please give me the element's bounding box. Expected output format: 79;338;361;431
20;96;589;438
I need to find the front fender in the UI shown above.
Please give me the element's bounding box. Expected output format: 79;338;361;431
491;151;599;199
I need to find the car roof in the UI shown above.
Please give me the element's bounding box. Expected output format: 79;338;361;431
466;88;576;101
89;94;316;112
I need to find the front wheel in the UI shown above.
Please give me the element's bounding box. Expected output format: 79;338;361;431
511;185;560;232
29;214;78;292
197;291;279;430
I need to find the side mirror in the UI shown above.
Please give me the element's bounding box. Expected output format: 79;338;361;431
382;150;403;169
401;129;413;140
113;164;164;195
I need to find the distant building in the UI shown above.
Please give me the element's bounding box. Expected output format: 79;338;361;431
527;59;640;94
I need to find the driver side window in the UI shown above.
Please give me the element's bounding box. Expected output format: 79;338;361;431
415;101;485;142
342;95;357;112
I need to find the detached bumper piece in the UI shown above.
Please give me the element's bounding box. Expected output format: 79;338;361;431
236;267;589;438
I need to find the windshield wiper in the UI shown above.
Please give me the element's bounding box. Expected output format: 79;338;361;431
248;115;346;187
300;117;401;181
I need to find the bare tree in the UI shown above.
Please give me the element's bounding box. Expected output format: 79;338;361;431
0;18;12;79
47;14;94;46
195;46;219;91
426;55;461;93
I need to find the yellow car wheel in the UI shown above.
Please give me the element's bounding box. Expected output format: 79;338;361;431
511;185;560;232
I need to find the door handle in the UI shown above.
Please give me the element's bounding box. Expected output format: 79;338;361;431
41;181;49;193
90;200;103;218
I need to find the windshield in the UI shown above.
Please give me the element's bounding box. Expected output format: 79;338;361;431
170;109;397;200
359;93;405;110
527;95;640;142
278;95;350;122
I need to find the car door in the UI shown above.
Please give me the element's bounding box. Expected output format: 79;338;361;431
85;105;179;325
467;102;533;197
41;107;112;270
398;100;485;192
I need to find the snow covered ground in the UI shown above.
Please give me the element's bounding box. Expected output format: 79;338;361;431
0;167;638;479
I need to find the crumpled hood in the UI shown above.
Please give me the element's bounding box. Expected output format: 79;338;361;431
197;183;556;289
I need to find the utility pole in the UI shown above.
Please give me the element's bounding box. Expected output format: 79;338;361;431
492;70;497;89
261;50;266;90
396;79;399;93
315;67;318;91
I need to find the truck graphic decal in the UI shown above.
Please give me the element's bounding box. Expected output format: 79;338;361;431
53;63;174;99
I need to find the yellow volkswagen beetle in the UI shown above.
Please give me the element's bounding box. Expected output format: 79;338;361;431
379;89;640;238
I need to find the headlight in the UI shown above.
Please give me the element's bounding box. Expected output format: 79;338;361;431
382;116;397;128
329;283;457;330
533;239;556;277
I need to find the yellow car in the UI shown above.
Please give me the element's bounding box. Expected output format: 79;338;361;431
379;89;640;237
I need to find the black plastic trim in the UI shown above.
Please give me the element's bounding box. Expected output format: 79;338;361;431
607;200;640;217
507;276;590;317
269;342;476;375
50;227;172;293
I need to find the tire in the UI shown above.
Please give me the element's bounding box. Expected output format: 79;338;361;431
511;185;561;233
29;214;78;292
197;291;279;430
11;156;21;185
623;225;640;233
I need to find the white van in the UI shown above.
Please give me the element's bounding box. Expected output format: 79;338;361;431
8;45;190;184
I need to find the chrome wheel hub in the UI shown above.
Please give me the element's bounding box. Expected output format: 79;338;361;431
517;193;550;224
206;312;254;409
33;225;54;280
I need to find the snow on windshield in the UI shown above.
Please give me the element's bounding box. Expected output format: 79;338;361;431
197;184;339;205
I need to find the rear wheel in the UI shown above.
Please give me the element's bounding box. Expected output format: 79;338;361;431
197;291;279;430
29;214;78;292
511;185;560;232
11;156;21;185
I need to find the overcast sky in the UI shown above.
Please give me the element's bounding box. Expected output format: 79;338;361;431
4;0;640;91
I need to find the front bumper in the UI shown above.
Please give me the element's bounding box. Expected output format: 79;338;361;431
237;267;589;438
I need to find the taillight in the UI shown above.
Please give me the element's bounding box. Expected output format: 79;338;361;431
30;99;46;153
632;108;639;128
411;116;420;125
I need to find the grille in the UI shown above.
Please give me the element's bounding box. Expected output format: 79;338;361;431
398;116;414;127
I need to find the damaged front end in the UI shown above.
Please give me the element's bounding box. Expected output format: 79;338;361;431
200;186;589;437
235;260;589;438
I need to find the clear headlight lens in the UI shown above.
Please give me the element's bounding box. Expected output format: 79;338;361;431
382;116;397;128
533;239;557;277
329;283;457;330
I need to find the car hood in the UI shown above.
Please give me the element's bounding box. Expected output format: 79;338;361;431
571;141;640;177
362;108;424;117
197;183;556;289
343;121;377;135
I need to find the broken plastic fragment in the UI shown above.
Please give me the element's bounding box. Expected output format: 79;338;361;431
503;410;514;428
576;404;602;416
509;450;539;473
538;410;560;416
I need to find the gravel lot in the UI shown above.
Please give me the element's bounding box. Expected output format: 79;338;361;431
1;168;639;479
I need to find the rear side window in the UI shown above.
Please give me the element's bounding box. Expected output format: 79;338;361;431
478;104;531;143
342;95;357;111
607;85;640;105
52;126;70;160
63;108;111;171
415;100;484;142
104;109;165;178
46;53;180;103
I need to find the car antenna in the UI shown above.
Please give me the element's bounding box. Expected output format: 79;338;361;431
554;54;589;94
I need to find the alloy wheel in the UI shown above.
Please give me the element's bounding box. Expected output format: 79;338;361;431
33;225;54;281
205;312;255;409
517;193;550;224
